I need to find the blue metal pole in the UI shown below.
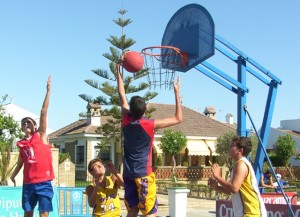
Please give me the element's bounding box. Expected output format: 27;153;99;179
254;80;279;180
237;56;247;137
245;105;295;217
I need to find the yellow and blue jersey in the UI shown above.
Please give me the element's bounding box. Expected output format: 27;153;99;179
92;176;121;217
231;157;267;217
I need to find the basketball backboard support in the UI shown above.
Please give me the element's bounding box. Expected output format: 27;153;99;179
161;4;215;72
158;3;290;215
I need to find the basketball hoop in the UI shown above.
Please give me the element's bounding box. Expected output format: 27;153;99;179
141;46;188;89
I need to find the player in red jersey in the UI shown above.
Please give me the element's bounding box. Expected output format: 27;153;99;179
11;76;54;217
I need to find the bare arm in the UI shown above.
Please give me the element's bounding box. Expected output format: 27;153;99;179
260;176;267;187
106;161;124;187
208;178;231;195
154;76;182;129
10;155;24;187
269;176;274;186
116;63;129;116
86;182;98;207
212;162;248;194
260;175;274;188
39;76;51;143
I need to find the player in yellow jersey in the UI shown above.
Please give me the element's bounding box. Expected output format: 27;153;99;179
208;136;267;217
86;158;124;217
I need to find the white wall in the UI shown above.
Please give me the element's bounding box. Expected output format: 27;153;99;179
4;103;54;134
268;125;300;166
280;118;300;132
266;128;286;150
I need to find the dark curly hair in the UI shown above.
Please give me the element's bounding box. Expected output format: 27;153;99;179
129;96;146;119
231;136;252;157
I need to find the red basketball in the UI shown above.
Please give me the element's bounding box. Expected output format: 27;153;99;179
123;51;144;73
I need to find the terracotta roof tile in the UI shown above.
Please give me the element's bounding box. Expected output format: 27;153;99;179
148;103;235;137
49;116;111;139
49;103;235;139
280;130;300;138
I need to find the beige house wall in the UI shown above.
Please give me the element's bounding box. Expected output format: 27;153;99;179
58;158;75;187
86;140;93;179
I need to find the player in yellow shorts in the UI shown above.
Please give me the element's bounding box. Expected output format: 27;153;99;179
116;56;183;217
124;172;157;215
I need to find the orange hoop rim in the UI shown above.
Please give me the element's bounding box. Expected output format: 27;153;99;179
141;45;188;66
141;45;181;57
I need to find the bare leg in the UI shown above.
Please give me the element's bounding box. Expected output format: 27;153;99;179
146;213;157;217
40;211;49;217
126;206;139;217
24;211;34;217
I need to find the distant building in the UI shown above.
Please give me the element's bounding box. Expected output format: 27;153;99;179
49;102;236;180
203;106;217;120
226;113;234;125
266;118;300;166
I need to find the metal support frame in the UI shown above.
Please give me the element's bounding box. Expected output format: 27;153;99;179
246;106;294;216
194;34;296;215
195;33;282;185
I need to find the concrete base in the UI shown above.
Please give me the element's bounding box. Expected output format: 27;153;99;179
167;188;190;217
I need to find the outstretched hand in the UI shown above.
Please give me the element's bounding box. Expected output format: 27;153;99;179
106;160;118;175
117;51;130;64
172;76;180;93
116;52;128;74
46;75;51;92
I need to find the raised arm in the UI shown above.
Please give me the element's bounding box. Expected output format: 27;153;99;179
106;160;124;187
39;76;51;143
116;63;129;115
154;76;182;129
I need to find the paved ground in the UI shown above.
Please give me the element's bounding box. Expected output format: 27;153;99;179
119;189;216;217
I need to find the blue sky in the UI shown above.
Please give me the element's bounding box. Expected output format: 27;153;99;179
1;1;299;131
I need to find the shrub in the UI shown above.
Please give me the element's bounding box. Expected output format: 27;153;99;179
156;155;162;166
59;152;71;164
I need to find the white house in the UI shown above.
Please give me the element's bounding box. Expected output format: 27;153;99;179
267;118;300;166
49;102;236;179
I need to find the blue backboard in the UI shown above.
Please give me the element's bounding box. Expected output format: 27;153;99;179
161;4;215;72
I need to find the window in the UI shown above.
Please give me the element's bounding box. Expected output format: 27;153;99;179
95;146;111;161
76;146;84;164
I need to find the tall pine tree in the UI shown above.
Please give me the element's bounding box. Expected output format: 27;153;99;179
79;8;157;148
